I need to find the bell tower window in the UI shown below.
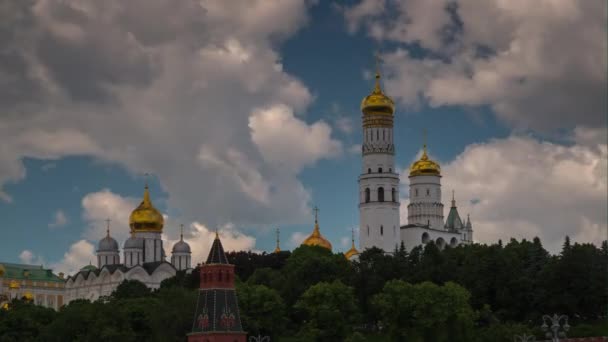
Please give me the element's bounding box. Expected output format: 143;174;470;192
365;188;370;203
378;187;384;202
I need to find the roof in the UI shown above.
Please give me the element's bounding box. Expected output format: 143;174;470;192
206;234;228;264
67;261;175;281
445;206;463;231
0;262;64;282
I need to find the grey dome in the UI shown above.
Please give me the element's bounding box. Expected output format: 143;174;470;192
124;236;143;249
172;240;191;254
98;236;119;252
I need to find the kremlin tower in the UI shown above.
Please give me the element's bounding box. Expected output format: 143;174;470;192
188;233;246;342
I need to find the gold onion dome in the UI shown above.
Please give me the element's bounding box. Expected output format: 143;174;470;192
302;208;332;250
361;71;395;116
409;144;441;177
344;229;359;260
129;185;164;233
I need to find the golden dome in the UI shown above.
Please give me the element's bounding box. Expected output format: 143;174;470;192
361;72;395;116
273;228;281;253
129;185;164;233
409;145;441;177
344;229;359;260
8;280;19;289
302;208;332;250
23;292;33;301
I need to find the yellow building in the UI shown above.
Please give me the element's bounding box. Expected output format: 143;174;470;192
0;262;65;310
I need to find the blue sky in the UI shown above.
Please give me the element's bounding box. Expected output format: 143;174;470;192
0;0;605;273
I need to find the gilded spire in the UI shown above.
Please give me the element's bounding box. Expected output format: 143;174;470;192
274;227;281;253
361;52;395;119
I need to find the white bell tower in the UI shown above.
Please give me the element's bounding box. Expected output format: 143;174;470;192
358;61;400;252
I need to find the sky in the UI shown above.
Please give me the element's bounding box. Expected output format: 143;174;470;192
0;0;606;274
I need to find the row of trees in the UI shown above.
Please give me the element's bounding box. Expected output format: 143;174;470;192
0;237;606;341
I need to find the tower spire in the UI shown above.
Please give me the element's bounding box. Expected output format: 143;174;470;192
373;52;383;93
180;224;184;241
313;206;319;225
351;227;356;248
105;218;111;237
274;227;281;253
452;190;456;207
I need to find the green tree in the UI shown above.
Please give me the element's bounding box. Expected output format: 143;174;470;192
281;245;351;305
0;299;56;342
112;279;151;300
294;280;360;342
237;283;287;337
372;280;475;341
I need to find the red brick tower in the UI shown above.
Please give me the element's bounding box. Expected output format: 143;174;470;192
188;233;246;342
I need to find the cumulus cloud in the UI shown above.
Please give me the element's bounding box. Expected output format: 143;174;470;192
249;104;343;173
0;0;329;230
48;209;68;229
81;189;139;243
342;0;607;132
397;132;607;253
50;240;96;275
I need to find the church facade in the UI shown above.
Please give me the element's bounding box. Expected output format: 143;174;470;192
64;185;192;303
358;68;474;253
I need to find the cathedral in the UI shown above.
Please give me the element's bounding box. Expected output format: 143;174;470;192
64;185;192;303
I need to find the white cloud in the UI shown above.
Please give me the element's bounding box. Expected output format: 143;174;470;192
81;189;139;243
19;250;34;264
343;0;606;132
249;104;343;174
50;240;96;275
349;144;362;155
438;133;607;253
48;210;68;229
0;0;324;231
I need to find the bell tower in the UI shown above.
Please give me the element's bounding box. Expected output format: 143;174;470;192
358;55;401;252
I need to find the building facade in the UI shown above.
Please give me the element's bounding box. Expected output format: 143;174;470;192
0;263;65;310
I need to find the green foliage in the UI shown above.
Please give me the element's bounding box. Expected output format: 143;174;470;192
281;245;352;305
372;280;476;341
294;280;360;342
1;237;606;341
111;279;151;300
0;299;56;342
237;282;287;338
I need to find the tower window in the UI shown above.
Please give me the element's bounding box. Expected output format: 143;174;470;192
389;168;392;173
380;225;383;235
426;189;430;196
383;129;385;139
368;168;371;174
367;226;370;236
378;167;382;173
378;187;384;202
376;130;379;140
371;130;373;141
415;188;419;196
365;188;370;203
392;188;396;202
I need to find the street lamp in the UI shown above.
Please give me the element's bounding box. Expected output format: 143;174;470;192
541;314;570;342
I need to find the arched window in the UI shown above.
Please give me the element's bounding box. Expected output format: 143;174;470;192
391;188;396;202
378;187;384;202
378;167;383;173
365;188;370;203
368;168;371;174
371;130;374;141
426;188;430;196
367;226;370;236
415;188;419;196
380;225;383;235
422;232;430;243
376;130;379;140
383;129;385;139
389;168;392;173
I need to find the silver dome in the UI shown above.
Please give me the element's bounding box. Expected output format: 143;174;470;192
172;240;191;254
124;236;143;249
98;236;119;252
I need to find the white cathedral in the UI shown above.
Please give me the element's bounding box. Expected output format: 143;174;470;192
358;69;473;254
64;185;192;303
